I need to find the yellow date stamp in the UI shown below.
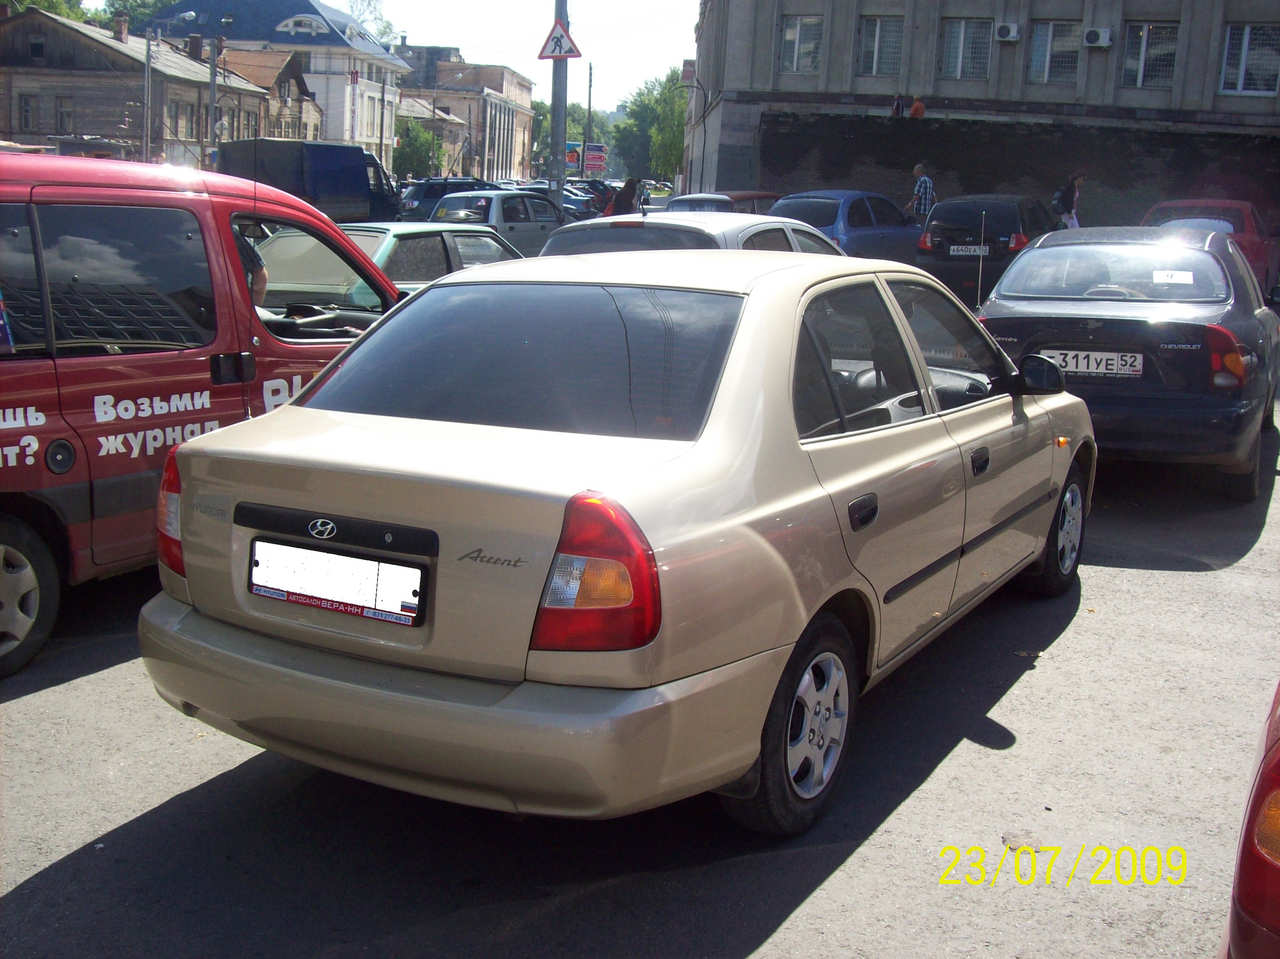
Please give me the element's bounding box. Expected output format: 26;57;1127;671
939;844;1187;888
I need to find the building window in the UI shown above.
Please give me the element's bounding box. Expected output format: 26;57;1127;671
939;19;992;80
1221;24;1280;95
859;16;903;76
55;96;73;134
183;103;195;138
19;95;36;132
246;110;259;137
1028;22;1080;84
1122;23;1178;89
28;34;44;59
780;15;823;74
365;95;377;136
168;100;179;139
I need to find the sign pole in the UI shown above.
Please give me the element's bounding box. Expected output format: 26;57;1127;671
549;0;568;211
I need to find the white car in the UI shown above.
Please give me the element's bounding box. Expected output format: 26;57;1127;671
541;211;845;256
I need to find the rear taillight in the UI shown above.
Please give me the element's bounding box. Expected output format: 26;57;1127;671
1008;232;1030;252
402;199;419;210
917;231;934;251
1235;749;1280;936
156;447;184;576
1206;324;1253;389
529;492;661;652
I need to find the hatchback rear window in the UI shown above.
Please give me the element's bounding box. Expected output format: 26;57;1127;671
302;283;743;439
1146;207;1244;232
769;198;838;229
541;226;719;255
926;203;1019;236
996;245;1230;302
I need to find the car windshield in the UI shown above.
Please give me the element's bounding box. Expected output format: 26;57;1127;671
926;203;1019;235
995;245;1231;302
338;228;386;258
301;283;742;439
253;227;380;308
541;226;719;255
1147;207;1245;231
769;197;838;229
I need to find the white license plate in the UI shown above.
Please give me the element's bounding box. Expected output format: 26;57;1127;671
1046;350;1144;376
950;245;990;256
249;540;425;627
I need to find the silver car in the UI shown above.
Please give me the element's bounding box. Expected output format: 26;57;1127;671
139;251;1095;835
540;211;844;257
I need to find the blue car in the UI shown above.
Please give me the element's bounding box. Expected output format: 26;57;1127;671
770;190;921;262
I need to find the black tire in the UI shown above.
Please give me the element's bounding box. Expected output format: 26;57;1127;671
1221;429;1262;503
720;613;861;836
1020;463;1086;597
0;516;60;677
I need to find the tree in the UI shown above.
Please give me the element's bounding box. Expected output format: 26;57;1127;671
96;0;166;25
611;68;684;179
13;0;92;21
530;99;613;178
393;118;442;179
347;0;397;46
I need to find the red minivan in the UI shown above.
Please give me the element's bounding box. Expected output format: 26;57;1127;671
0;155;400;675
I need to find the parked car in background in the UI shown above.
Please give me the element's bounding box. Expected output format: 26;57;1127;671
539;211;844;256
0;154;399;675
1224;676;1280;959
665;191;781;215
398;177;501;221
567;178;615;212
978;227;1280;501
770;190;922;262
139;250;1093;837
337;222;521;295
516;184;598;220
915;194;1057;307
1141;199;1280;292
431;190;567;256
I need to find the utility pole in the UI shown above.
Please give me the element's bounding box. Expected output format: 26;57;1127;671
143;29;153;161
549;0;567;210
583;62;591;180
208;35;217;167
378;74;386;166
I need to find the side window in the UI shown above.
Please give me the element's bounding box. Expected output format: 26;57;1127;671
887;280;1009;410
452;233;519;267
793;323;843;439
0;203;46;357
796;282;924;435
846;199;873;228
792;230;843;255
502;197;531;222
866;196;904;226
381;234;450;284
743;228;791;251
38;204;216;356
528;198;559;222
1226;240;1263;310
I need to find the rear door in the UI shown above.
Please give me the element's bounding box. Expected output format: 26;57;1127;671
794;278;966;667
866;195;921;262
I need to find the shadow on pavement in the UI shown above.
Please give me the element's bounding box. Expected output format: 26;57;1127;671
0;582;1078;958
1084;426;1276;572
0;567;158;705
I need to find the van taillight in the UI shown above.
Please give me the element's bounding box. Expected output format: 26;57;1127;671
1008;232;1030;252
1206;324;1252;389
156;447;184;576
917;231;934;251
530;492;661;652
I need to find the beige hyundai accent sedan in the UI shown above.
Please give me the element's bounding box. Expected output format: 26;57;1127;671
139;251;1095;836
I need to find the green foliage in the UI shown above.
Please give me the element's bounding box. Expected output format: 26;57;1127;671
14;0;92;21
97;0;166;25
530;99;614;176
393;117;443;179
347;0;397;45
612;68;684;179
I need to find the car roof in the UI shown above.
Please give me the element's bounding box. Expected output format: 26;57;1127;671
932;194;1033;206
776;190;883;201
439;190;547;200
340;222;503;236
672;191;781;202
430;248;932;295
1032;226;1226;251
550;211;818;238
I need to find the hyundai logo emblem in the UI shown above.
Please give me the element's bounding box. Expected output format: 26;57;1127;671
308;518;337;540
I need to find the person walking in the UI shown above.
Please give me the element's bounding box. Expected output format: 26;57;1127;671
908;95;926;118
604;178;639;215
1052;171;1085;229
906;162;936;220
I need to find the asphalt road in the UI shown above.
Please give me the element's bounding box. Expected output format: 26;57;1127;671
2;435;1277;958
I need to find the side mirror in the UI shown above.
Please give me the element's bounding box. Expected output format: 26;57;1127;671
1268;285;1280;306
1017;353;1066;395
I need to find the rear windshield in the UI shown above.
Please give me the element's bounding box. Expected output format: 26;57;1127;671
995;245;1230;302
432;195;491;223
1146;206;1244;232
302;283;743;439
769;198;838;229
541;226;719;255
666;197;732;213
926;202;1019;235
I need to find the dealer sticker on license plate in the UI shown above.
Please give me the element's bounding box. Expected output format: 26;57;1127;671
950;245;990;256
1046;350;1143;376
249;539;425;627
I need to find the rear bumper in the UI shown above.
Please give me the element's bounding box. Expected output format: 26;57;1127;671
1078;393;1261;467
138;592;787;819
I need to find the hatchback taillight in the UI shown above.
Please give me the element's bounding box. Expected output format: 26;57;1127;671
529;492;661;652
156;447;184;576
1206;324;1253;389
917;231;934;251
1234;716;1280;939
1008;232;1030;252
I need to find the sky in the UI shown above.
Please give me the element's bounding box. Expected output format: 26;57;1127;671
380;0;699;111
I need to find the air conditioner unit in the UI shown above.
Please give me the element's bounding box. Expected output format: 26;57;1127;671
1083;27;1113;48
995;22;1020;42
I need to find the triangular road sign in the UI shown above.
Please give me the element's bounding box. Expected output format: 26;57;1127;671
538;19;581;59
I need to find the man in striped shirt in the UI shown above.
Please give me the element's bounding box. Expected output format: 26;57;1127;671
907;163;935;220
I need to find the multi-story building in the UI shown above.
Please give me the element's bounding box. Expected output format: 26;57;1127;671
221;48;323;142
0;6;266;166
688;0;1280;221
148;0;410;171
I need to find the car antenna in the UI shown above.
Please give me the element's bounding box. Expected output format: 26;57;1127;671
975;209;987;310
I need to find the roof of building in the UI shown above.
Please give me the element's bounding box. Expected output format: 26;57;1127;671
218;48;298;89
147;0;409;70
397;96;466;125
2;8;265;94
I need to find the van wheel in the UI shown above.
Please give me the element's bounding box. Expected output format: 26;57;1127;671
1221;430;1262;503
1020;463;1086;597
720;614;861;836
0;517;60;677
